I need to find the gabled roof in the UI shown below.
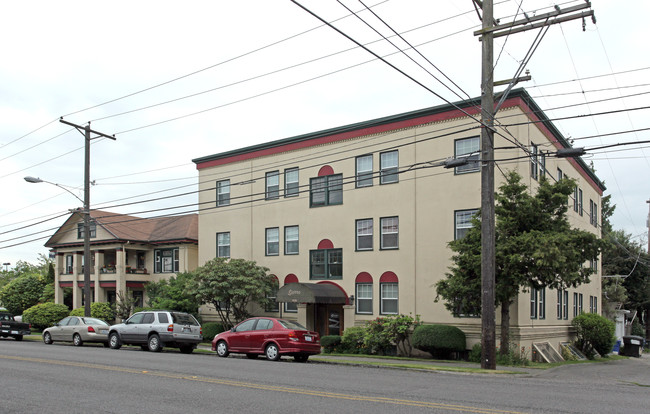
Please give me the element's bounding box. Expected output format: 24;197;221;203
45;210;198;248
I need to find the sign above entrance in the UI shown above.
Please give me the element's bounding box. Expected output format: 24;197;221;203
276;282;347;304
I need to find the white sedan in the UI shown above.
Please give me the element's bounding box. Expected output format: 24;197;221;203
43;316;110;347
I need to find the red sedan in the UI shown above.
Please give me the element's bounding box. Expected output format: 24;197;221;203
212;317;320;362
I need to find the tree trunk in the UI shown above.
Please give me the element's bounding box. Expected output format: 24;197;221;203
500;300;510;355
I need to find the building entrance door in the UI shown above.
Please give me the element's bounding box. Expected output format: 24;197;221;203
315;304;343;337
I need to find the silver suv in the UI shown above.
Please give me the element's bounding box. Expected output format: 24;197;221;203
108;310;202;354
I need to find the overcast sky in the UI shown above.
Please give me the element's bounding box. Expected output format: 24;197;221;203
1;0;649;269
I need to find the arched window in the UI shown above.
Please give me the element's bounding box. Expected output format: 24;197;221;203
379;271;398;315
355;272;373;314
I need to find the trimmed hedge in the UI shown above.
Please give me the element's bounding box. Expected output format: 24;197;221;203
321;335;342;353
572;312;616;359
340;326;368;354
202;322;225;342
412;324;466;358
23;303;70;331
69;302;115;322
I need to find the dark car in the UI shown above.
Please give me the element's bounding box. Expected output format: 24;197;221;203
212;317;320;362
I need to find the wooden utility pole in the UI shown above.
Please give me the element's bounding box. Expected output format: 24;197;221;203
60;118;115;317
473;0;595;369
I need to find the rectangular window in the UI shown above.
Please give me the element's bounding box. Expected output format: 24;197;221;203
66;254;74;274
217;232;230;258
284;168;299;197
557;168;563;181
455;137;480;174
573;292;579;317
563;290;569;320
578;189;583;216
540;152;546;179
589;200;594;226
531;143;539;180
356;154;373;187
593;296;598;314
284;226;299;255
557;290;563;320
356;283;373;314
310;174;343;207
266;227;279;256
455;209;478;240
589;296;594;313
265;286;279;312
77;221;97;239
380;283;398;315
539;288;545;319
530;289;537;319
356;219;373;251
380;150;398;184
578;293;583;314
265;171;279;199
154;248;179;273
217;180;230;206
309;248;342;280
284;302;298;313
573;184;579;213
380;216;399;249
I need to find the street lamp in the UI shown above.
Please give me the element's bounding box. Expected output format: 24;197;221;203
24;176;91;317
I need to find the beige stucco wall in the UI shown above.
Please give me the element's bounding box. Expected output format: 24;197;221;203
195;104;603;354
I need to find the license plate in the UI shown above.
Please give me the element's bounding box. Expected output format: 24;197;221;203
11;331;19;335
182;327;191;333
100;330;108;334
305;336;312;342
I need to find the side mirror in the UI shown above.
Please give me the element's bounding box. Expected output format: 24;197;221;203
231;327;236;332
122;319;127;324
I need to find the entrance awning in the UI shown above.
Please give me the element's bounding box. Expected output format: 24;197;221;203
276;283;347;304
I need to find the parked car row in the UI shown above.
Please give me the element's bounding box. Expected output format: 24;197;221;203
41;312;321;362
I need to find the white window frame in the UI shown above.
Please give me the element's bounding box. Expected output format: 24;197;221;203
379;150;398;184
284;168;299;197
380;283;398;315
284;226;299;255
356;154;373;187
217;179;230;206
380;216;399;250
454;136;480;174
356;283;373;314
455;209;478;240
217;232;230;258
356;218;373;251
266;171;279;199
265;227;279;256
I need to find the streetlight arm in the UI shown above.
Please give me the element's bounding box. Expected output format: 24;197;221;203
24;176;84;205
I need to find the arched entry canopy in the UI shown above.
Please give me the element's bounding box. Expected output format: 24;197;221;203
276;282;347;305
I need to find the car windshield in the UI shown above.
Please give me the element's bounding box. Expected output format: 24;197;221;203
171;312;199;326
277;319;308;330
82;318;108;326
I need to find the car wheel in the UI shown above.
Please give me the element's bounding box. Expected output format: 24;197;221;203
294;355;309;363
148;334;162;352
179;346;194;354
43;332;53;345
73;333;83;347
109;332;122;349
246;353;258;359
265;343;280;361
216;340;229;357
13;335;23;341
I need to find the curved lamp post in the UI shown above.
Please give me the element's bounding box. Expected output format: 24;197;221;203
24;176;91;317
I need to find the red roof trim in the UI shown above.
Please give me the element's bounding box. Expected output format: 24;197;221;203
318;165;334;176
284;274;299;284
317;239;334;250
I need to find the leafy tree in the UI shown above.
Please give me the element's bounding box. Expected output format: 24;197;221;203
114;290;136;321
188;258;275;329
0;274;46;315
436;171;603;354
145;272;201;316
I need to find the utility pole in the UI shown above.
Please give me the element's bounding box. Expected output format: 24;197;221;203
59;118;115;317
646;199;650;253
473;0;595;369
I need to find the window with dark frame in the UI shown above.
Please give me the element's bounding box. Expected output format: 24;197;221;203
356;154;373;187
309;248;342;280
265;227;279;256
578;188;583;216
379;150;398;184
154;248;179;273
77;221;97;239
284;226;299;255
217;179;230;206
531;143;539;180
265;171;279;199
380;216;398;249
284;168;299;197
309;174;343;207
356;219;373;251
454;136;480;174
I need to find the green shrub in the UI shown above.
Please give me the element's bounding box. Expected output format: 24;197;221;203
412;324;466;359
631;320;645;337
320;335;342;353
202;322;225;341
572;312;616;359
23;303;70;331
70;302;115;322
363;314;420;356
341;327;368;354
468;343;482;362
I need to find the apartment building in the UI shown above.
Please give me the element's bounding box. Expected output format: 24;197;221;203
45;210;198;311
192;88;604;354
